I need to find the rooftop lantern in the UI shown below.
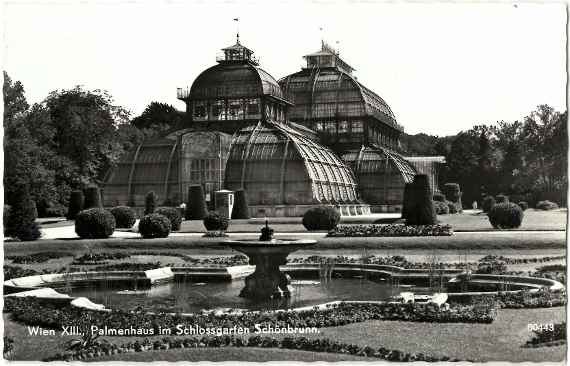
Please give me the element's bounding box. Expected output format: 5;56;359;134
303;41;354;74
217;34;259;65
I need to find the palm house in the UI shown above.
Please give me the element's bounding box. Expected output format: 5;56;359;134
103;38;443;216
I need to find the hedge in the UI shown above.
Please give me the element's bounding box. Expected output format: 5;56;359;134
203;211;229;231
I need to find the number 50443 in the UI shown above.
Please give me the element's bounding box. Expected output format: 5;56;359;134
528;323;554;332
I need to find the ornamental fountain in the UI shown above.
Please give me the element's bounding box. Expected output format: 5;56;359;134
222;220;316;299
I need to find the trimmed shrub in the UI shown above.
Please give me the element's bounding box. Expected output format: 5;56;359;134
144;191;158;215
83;187;102;209
518;201;529;211
482;196;496;213
302;206;341;231
110;206;137;228
155;206;182;231
75;208;116;239
4;185;41;241
186;185;207;220
488;202;524;229
432;192;446;202
443;182;463;213
433;200;450;215
66;190;84;220
231;189;250;219
203;211;230;231
446;200;458;214
536;200;559;211
495;194;509;203
406;175;437;226
138;214;171;238
44;204;67;218
401;183;414;220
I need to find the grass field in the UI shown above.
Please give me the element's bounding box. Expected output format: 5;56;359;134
4;307;565;362
5;230;565;256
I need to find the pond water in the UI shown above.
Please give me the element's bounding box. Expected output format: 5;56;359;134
66;278;399;313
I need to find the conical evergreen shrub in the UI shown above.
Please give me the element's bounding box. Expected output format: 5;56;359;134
66;190;84;220
144;191;158;215
231;189;250;219
406;175;437;225
5;184;41;241
83;187;102;209
401;183;414;220
185;185;207;220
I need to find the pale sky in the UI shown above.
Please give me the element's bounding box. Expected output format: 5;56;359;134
3;0;567;135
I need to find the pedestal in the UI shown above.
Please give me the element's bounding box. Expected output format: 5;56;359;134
239;252;291;299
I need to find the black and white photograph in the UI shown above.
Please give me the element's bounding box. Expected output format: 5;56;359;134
2;0;567;362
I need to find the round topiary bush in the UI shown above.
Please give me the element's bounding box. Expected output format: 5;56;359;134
231;189;250;219
203;211;230;231
302;206;341;231
75;208;116;239
186;185;207;220
488;202;524;229
495;194;509;204
482;196;496;213
536;200;559;210
518;201;529;211
155;206;182;231
433;200;450;215
138;214;171;238
83;187;102;209
110;206;137;228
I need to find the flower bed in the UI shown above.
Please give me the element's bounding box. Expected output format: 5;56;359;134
4;265;40;280
4;298;497;338
6;251;74;264
72;252;131;265
288;255;471;270
327;224;453;237
43;334;460;362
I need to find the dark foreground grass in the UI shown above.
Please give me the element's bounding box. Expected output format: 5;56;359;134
5;231;565;256
4;307;565;362
91;347;369;362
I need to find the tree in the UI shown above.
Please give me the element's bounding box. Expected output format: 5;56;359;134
39;86;131;187
3;72;58;206
131;102;183;138
522;105;567;194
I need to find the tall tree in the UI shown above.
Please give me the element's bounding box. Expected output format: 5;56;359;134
522;105;567;193
3;72;57;206
38;86;131;187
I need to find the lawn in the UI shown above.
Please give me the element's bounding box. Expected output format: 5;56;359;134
4;307;565;362
5;230;565;255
